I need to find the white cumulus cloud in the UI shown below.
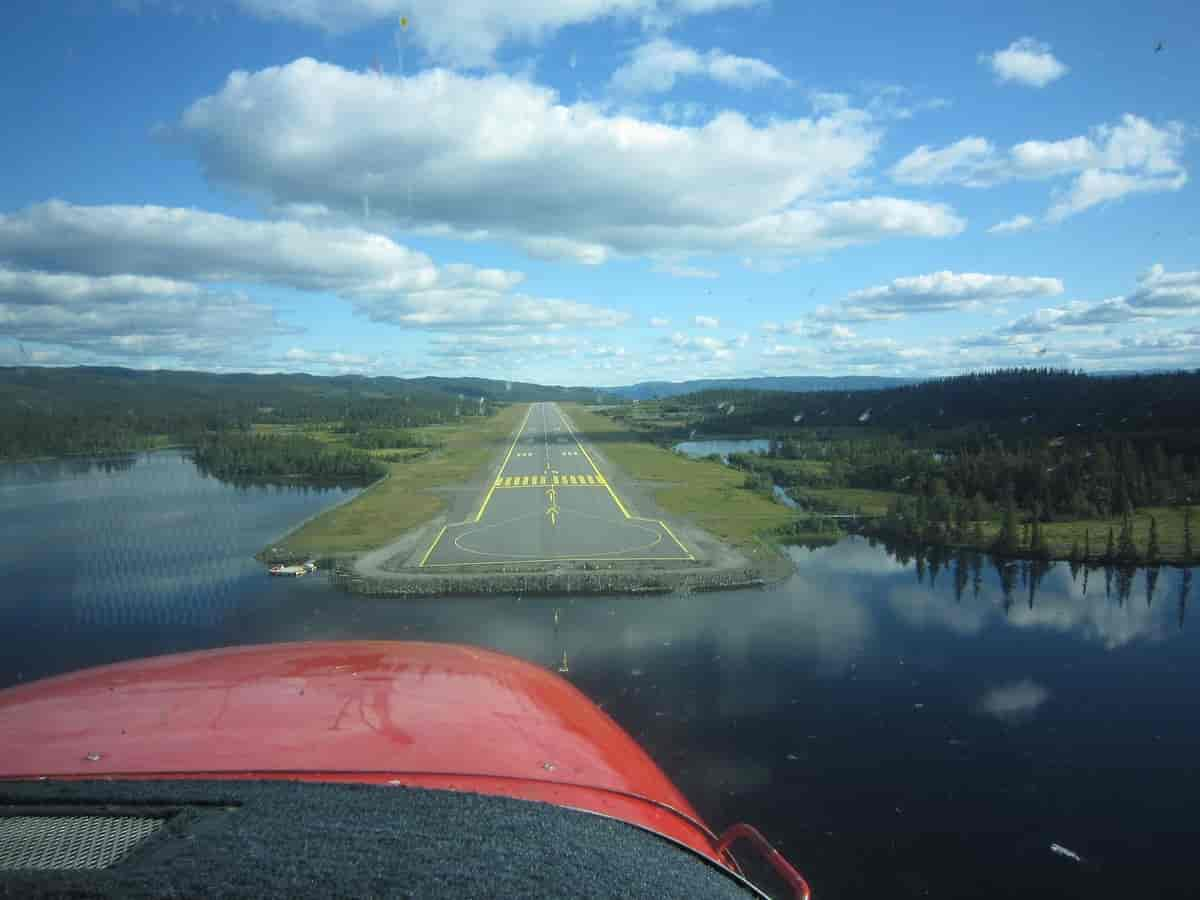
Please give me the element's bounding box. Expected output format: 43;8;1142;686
665;330;734;360
694;314;720;327
979;37;1068;88
1005;265;1200;334
987;214;1035;234
0;267;292;362
890;136;1001;187
610;37;788;94
891;114;1186;223
169;59;961;263
0;201;627;331
820;271;1064;321
1046;167;1187;222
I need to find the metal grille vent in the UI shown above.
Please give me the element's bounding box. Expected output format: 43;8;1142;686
0;815;164;870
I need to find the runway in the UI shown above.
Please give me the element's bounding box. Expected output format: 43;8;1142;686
418;403;693;568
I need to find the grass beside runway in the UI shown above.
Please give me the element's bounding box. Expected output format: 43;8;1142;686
561;404;794;555
261;404;528;559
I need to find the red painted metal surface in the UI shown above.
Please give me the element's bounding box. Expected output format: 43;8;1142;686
718;823;813;900
0;641;725;863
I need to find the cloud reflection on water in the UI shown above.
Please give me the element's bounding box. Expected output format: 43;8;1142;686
976;678;1050;721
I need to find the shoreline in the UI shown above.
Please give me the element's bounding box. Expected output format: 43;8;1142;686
1;443;189;464
257;471;392;564
329;564;773;598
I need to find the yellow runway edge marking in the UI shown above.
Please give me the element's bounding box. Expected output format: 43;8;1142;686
558;407;693;559
418;525;448;567
474;404;534;523
418;403;533;568
567;422;632;519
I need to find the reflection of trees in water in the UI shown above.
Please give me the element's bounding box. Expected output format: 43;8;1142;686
1115;565;1137;607
927;543;950;588
194;467;354;492
1026;559;1051;609
871;534;1189;631
69;456;137;475
2;455;138;483
953;549;969;604
1181;570;1192;630
994;557;1052;611
1145;565;1160;608
994;557;1017;612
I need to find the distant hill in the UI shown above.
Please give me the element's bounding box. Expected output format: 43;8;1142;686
410;376;614;404
678;368;1200;441
0;366;617;458
0;367;614;412
609;375;919;400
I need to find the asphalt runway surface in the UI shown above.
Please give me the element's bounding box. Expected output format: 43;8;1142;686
419;403;693;568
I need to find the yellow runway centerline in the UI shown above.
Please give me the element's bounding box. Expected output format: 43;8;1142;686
419;402;694;567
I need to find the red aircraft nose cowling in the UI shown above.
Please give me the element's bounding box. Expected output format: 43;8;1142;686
0;641;726;864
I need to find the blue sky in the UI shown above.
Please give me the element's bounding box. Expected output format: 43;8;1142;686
1;1;1197;385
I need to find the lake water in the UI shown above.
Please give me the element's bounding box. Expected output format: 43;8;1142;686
674;438;771;460
2;451;1197;899
772;484;800;509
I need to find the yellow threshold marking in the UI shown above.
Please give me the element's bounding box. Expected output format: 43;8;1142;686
493;474;603;488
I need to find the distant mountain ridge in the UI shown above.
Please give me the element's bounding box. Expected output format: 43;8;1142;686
608;375;920;400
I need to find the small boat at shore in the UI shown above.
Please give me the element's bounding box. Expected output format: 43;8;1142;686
268;560;317;577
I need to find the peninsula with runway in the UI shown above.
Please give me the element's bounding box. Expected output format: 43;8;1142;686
8;366;1196;598
337;401;764;597
418;402;693;569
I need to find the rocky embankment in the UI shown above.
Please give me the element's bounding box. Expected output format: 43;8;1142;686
329;562;768;598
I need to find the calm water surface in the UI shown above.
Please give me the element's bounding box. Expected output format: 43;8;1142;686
674;438;771;460
2;451;1196;899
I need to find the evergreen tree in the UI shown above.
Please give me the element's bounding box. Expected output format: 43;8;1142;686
994;496;1019;555
1105;527;1115;562
1147;515;1160;563
1030;504;1049;558
953;501;969;541
1117;515;1139;562
1083;528;1091;562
